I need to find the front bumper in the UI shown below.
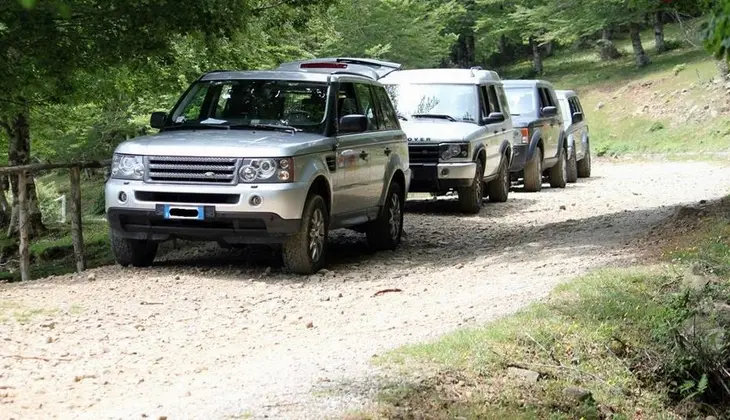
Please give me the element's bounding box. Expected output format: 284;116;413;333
107;208;300;243
105;179;309;243
509;144;528;173
408;162;476;193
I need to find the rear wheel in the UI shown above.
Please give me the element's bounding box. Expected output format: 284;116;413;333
487;156;510;203
282;194;329;275
523;148;543;192
458;159;484;214
110;230;158;267
577;144;592;178
566;147;578;183
367;182;404;251
549;146;567;188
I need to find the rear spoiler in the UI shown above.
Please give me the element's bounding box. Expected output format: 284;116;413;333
277;57;402;80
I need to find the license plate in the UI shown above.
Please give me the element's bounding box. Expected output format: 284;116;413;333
162;205;205;220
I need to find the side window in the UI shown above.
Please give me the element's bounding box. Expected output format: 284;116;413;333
537;88;549;109
570;98;584;122
487;85;501;115
337;82;360;123
374;86;400;130
496;86;511;116
354;83;378;131
479;86;490;116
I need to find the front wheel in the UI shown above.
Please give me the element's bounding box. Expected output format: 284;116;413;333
566;147;578;183
523;148;543;192
110;230;158;267
549;146;567;188
577;144;592;178
282;194;329;275
458;159;484;214
487;156;510;203
367;181;404;251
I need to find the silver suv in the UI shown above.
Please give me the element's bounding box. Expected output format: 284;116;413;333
105;58;410;274
380;67;515;213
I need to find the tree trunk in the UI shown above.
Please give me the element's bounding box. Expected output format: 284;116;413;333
602;27;612;41
654;11;666;53
629;23;651;68
0;176;10;227
451;32;476;68
530;36;543;75
544;40;554;57
7;109;45;238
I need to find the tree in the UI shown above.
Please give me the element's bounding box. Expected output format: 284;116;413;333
705;0;730;78
0;0;327;236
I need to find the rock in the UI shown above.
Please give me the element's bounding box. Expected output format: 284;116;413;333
674;205;706;219
87;273;96;281
596;102;605;111
711;110;719;118
563;387;593;403
506;367;539;384
264;267;272;276
306;321;314;328
713;302;730;326
559;205;567;211
318;269;332;276
706;416;718;420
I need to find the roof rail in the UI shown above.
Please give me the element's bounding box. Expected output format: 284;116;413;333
470;66;483;77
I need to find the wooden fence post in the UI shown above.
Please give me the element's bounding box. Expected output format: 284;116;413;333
69;166;86;272
17;171;30;282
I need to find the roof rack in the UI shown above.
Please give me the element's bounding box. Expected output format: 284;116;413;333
276;57;402;80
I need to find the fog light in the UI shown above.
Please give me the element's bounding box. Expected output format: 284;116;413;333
118;191;128;203
249;194;262;206
441;168;449;177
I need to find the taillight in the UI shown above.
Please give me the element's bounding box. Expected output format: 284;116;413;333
300;62;348;69
520;128;530;144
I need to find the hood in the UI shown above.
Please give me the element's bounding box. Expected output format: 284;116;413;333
399;119;480;143
114;129;330;158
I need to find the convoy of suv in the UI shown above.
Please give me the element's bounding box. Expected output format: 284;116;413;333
105;57;591;274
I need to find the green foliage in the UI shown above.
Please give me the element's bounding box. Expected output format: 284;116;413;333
705;0;730;60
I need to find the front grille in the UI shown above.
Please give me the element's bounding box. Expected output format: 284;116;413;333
135;191;240;204
146;156;239;184
408;144;440;164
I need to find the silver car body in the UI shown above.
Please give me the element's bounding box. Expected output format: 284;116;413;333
379;68;515;195
556;89;589;162
106;67;410;245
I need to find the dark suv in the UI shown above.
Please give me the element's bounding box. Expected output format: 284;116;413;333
503;80;567;192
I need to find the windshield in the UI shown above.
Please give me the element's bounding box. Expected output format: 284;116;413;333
505;88;536;116
169;80;328;133
384;84;478;123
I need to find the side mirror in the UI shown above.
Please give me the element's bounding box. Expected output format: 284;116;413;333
338;114;368;134
572;111;583;122
483;111;505;124
541;106;558;117
150;112;167;129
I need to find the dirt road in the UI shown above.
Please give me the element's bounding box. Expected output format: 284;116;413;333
2;160;729;420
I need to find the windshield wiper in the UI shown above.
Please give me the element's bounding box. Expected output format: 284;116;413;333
229;123;300;133
165;123;232;130
411;113;457;122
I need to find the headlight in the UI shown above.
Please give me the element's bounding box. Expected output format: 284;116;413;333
439;143;469;161
111;154;144;180
239;158;294;183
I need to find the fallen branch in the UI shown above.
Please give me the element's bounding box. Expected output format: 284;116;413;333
373;288;402;297
1;354;72;362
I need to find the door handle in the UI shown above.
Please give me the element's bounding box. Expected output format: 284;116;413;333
384;147;391;156
359;150;369;160
501;128;506;132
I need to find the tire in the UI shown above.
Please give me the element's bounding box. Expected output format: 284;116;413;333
282;194;329;275
577;143;592;178
566;147;578;183
549;146;567;188
458;159;484;214
110;230;158;267
367;181;404;251
487;156;510;203
523;147;543;192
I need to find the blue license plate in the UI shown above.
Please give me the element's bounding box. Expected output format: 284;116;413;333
163;205;205;220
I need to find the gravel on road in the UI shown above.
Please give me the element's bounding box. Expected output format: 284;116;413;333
2;160;730;420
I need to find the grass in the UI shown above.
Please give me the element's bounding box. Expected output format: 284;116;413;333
353;199;730;419
500;20;730;158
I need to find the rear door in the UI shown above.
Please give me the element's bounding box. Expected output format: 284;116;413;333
570;97;588;159
372;85;406;197
538;87;559;160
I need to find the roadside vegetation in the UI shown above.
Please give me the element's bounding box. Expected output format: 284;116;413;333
349;198;730;419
